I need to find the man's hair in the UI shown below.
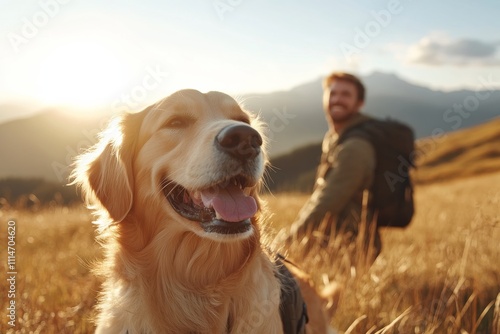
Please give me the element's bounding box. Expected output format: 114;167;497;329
323;72;365;102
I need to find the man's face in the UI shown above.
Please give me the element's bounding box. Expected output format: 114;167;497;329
323;80;364;126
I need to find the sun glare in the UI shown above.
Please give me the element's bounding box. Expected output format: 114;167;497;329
36;41;129;110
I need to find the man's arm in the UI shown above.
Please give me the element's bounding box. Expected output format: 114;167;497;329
295;137;376;226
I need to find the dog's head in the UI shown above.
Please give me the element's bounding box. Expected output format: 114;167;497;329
73;90;267;243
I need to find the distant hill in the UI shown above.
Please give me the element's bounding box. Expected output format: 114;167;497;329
243;71;500;156
264;143;322;192
266;117;500;192
0;178;78;208
1;71;499;183
414;117;500;184
0;110;106;183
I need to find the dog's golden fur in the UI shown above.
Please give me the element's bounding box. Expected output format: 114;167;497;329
72;90;331;333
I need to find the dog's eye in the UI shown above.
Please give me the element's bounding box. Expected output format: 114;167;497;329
164;116;192;128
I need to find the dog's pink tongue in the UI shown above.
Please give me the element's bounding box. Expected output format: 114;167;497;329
200;184;257;222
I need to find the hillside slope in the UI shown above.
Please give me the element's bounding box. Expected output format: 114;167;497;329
268;117;500;192
414;117;500;183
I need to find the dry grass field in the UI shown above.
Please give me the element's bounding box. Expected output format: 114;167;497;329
268;172;500;334
1;172;499;333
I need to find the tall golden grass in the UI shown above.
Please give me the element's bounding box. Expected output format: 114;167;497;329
267;172;500;333
0;206;99;333
1;172;499;333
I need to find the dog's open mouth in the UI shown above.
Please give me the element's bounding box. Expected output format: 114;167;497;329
163;176;257;235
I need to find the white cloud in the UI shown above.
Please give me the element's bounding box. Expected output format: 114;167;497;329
406;33;500;66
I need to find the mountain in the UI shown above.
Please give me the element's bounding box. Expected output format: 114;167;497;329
267;117;500;192
0;110;105;183
243;72;500;156
0;102;41;124
1;72;499;183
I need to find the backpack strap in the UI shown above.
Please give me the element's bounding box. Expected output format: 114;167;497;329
276;254;309;334
337;119;376;146
340;119;416;167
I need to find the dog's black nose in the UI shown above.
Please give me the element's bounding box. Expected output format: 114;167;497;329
216;124;263;160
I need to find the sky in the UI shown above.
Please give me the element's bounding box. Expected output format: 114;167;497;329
1;0;499;122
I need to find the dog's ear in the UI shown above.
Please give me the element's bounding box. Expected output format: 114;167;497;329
72;111;144;222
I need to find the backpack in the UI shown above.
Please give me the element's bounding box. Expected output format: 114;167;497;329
338;118;416;228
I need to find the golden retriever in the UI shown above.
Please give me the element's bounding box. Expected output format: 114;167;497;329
72;89;333;333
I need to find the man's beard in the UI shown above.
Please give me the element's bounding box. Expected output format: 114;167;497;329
328;104;356;123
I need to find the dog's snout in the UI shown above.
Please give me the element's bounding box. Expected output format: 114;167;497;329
216;124;263;160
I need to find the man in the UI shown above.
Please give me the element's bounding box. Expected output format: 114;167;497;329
289;72;381;263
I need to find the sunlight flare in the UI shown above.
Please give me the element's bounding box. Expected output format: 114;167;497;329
36;41;129;109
